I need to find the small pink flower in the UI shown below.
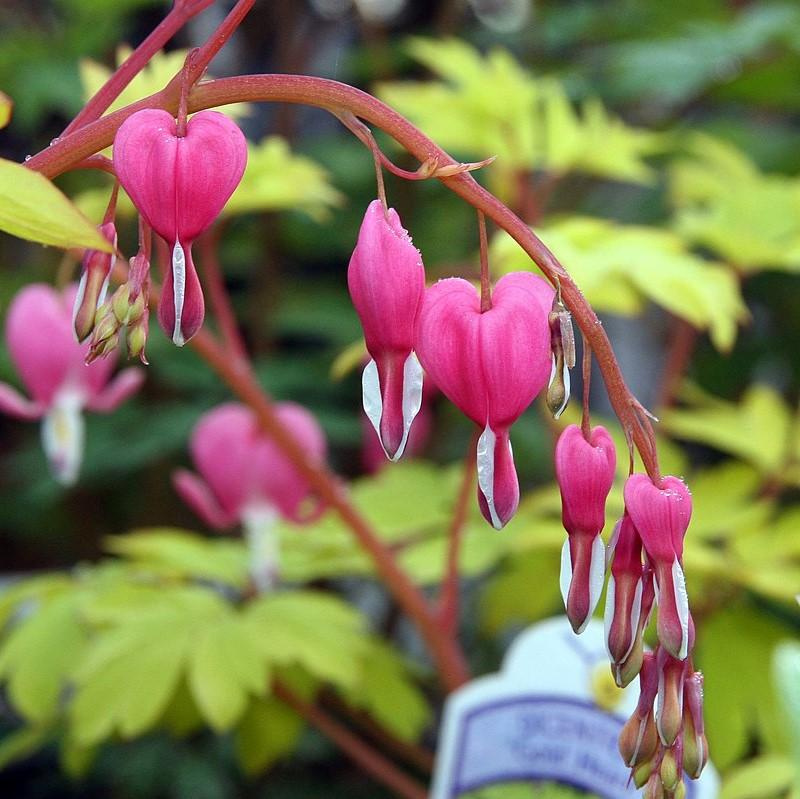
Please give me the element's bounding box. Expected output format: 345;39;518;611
348;200;426;461
604;512;656;686
72;221;117;342
624;474;693;660
114;109;247;346
415;272;553;529
554;423;616;632
173;402;327;590
0;284;144;484
682;671;708;778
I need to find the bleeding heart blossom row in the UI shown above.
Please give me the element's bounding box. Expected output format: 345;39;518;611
348;199;554;530
555;424;706;794
347;197;706;795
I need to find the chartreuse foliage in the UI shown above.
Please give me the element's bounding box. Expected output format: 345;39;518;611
377;38;664;201
0;539;430;775
670;134;800;272
491;217;747;352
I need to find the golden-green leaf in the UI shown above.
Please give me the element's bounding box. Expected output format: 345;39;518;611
235;697;304;775
663;384;792;475
0;158;114;251
492;216;748;351
671;134;800;272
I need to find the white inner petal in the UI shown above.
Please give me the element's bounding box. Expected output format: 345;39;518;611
476;424;503;530
362;358;383;440
392;351;424;462
242;503;280;594
672;558;690;660
172;241;186;346
578;534;607;633
603;574;616;658
41;389;85;486
555;358;571;419
71;270;88;341
559;538;572;608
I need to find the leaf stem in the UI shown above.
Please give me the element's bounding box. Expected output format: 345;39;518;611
274;683;429;799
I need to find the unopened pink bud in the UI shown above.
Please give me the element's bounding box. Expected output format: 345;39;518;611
682;672;707;778
416;272;553;529
625;474;692;659
605;513;656;686
348;201;426;461
555;423;616;632
656;647;688;746
73;221;117;342
114;109;247;346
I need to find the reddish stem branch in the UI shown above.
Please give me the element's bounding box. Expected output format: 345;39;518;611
60;0;216;136
198;227;248;362
27;73;661;482
581;337;592;439
438;430;478;636
321;691;435;775
275;683;428;799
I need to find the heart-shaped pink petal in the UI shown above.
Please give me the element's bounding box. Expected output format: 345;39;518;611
415;272;553;429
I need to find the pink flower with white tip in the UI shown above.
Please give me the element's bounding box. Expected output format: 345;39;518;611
624;473;693;660
173;402;327;590
348;199;426;462
415;272;553;529
113;109;247;346
554;423;616;633
0;284;144;485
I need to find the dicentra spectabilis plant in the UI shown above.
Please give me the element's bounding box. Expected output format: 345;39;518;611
0;284;143;484
0;3;718;796
174;401;326;590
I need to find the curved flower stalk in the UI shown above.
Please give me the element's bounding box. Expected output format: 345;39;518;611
554;423;616;634
173;402;327;590
0;284;144;485
348;199;426;461
113;108;247;345
415;272;553;529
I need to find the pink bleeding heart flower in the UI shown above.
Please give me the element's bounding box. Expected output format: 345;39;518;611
173;402;327;590
415;272;553;529
624;473;693;660
348;200;426;461
72;221;117;342
682;671;708;778
114;108;247;346
0;284;144;485
554;423;616;633
604;511;655;687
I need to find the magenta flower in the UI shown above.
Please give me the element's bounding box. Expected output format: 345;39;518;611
624;473;693;660
114;109;247;346
683;671;708;778
173;402;327;590
72;221;117;342
0;284;144;485
554;423;616;633
348;200;426;461
604;511;655;686
415;272;553;529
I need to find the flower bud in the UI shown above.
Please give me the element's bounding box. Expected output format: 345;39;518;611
634;758;658;790
682;672;708;778
348;200;425;461
546;291;575;418
660;738;683;792
619;710;658;767
624;474;692;659
644;773;665;799
73;221;117;342
555;423;616;632
656;647;688;746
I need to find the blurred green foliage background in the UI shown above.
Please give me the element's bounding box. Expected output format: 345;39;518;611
2;1;800;798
